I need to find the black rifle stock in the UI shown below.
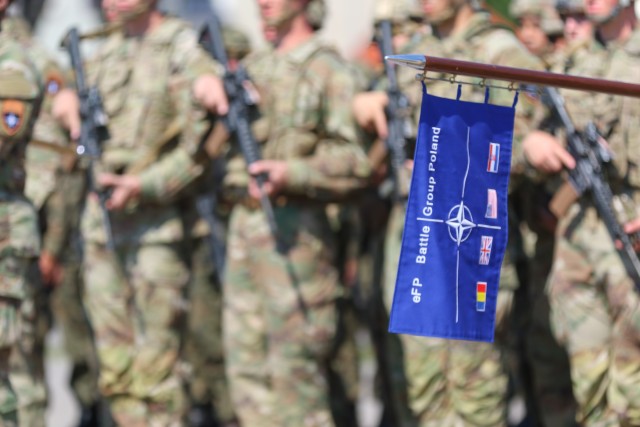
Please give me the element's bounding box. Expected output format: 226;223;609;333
61;28;114;252
377;20;410;200
543;86;640;292
199;15;279;242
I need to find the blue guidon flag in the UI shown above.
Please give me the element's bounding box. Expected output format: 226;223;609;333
388;89;516;342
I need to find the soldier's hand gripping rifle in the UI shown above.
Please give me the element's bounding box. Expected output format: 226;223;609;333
376;20;411;200
544;86;640;292
199;14;279;244
61;28;115;252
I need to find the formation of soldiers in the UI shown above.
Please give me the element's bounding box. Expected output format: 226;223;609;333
0;0;639;426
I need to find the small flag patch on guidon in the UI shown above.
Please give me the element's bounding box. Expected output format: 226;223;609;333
487;142;500;173
476;282;487;312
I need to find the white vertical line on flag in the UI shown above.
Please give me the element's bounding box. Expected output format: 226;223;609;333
461;126;471;199
456;249;460;324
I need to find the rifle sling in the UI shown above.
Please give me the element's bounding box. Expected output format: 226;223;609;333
125;118;183;175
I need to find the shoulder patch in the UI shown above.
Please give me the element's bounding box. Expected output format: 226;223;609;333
1;99;25;136
45;72;64;95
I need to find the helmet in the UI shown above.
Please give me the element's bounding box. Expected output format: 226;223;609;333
305;0;325;30
555;0;584;16
511;0;564;36
222;27;251;60
374;0;421;23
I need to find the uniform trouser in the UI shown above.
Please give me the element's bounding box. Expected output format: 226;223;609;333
547;206;640;427
383;204;419;427
0;298;20;427
84;242;189;427
223;205;338;427
384;203;513;427
182;236;235;423
9;259;46;427
50;261;100;408
525;229;576;427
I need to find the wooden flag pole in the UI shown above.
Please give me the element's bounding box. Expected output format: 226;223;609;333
386;54;640;98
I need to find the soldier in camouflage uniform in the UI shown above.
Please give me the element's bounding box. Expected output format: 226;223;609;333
523;0;640;425
221;0;370;425
0;2;44;425
509;1;581;426
3;13;103;427
511;0;565;66
353;0;546;425
52;0;229;424
181;26;249;427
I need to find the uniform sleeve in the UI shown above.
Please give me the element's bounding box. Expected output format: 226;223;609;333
171;27;224;81
137;73;212;203
41;177;67;258
285;64;371;199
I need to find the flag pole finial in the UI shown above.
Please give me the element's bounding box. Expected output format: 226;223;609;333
385;54;426;70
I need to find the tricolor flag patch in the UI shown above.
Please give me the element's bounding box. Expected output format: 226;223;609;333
479;236;493;265
487;142;500;173
485;189;497;219
476;282;487;312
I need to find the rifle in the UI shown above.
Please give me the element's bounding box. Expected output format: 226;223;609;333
61;28;114;252
194;157;228;285
543;86;640;292
198;13;308;319
199;14;279;244
375;20;411;200
61;28;146;338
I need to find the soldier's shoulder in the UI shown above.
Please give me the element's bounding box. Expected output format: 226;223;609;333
478;25;542;68
0;35;41;90
152;15;198;46
301;38;351;78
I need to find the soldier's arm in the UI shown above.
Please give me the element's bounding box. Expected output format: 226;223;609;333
171;27;228;115
278;66;371;199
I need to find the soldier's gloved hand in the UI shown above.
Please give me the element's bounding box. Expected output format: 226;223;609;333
98;173;141;211
39;250;63;288
193;74;229;115
248;160;289;199
352;91;389;138
52;88;81;140
523;130;576;173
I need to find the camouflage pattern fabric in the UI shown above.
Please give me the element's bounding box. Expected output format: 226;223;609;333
3;16;83;425
80;16;219;425
546;27;640;426
46;170;99;409
222;34;370;427
181;233;236;425
0;30;43;426
381;11;544;426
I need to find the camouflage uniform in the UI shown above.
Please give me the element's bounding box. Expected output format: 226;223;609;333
0;30;43;427
509;2;580;425
222;34;370;427
545;26;640;427
180;27;248;427
382;11;544;426
3;15;102;425
80;16;219;426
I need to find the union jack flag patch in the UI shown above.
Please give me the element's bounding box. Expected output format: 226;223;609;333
479;235;493;266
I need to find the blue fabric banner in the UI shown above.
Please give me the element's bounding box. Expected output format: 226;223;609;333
388;89;516;342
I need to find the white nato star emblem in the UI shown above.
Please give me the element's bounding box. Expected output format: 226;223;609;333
446;202;476;245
